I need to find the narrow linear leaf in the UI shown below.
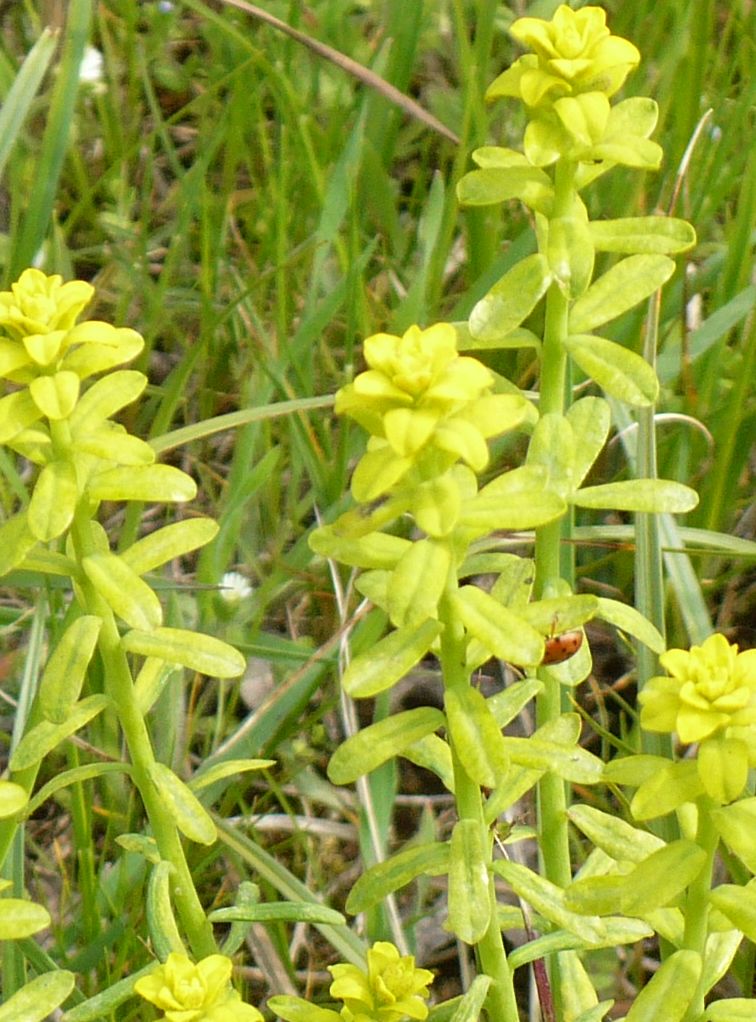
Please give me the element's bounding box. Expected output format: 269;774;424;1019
190;759;276;792
328;707;445;785
623;950;701;1022
25;763;130;819
401;734;455;793
0;781;27;818
346;842;450;915
39;615;102;724
445;686;508;788
210;903;345;925
266;998;341;1022
487;678;542;728
703;1000;756;1021
121;518;219;575
569;254;676;333
10;694;110;771
309;525;410;569
121;627;246;678
449;975;492;1022
387;538;450;628
448;819;491;945
457;167;553;214
451;586;544;666
0;971;75;1022
28;459;78;541
149;763;217;846
502;736;603;784
469;254;552;342
567;805;664;864
0;513;37;576
0;899;50;939
146;860;185;959
492;860;605;943
564;334;659;407
711;799;756;872
594;597;664;654
573;479;698;513
341;618;442;698
709;884;756;942
589;217;696;255
87;464;197;503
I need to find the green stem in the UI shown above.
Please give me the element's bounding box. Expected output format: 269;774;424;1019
681;798;718;1022
71;512;216;959
439;576;519;1022
533;158;578;1013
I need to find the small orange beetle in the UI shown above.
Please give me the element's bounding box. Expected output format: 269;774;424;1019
542;629;583;665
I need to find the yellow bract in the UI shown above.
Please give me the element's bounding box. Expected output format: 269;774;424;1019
639;634;756;803
134;952;263;1022
487;4;640;108
336;323;527;503
328;941;434;1022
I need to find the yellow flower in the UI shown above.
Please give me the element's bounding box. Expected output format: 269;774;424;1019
639;634;756;804
0;269;143;399
487;4;640;108
336;324;528;502
134;952;263;1022
0;269;94;340
639;634;756;745
328;941;434;1022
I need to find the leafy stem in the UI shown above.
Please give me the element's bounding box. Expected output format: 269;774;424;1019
439;572;520;1022
70;511;216;959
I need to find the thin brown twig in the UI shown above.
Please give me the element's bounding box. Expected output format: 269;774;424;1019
218;0;461;145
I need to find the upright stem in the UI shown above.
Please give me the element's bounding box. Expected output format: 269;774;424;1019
533;160;577;1014
439;575;519;1022
71;511;216;959
681;798;718;1022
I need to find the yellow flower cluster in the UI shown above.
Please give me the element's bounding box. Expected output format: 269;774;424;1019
268;941;434;1022
135;952;263;1022
640;634;756;803
335;323;527;503
488;4;639;108
0;268;143;436
329;941;434;1022
484;5;659;171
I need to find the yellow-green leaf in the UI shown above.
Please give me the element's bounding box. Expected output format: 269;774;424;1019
39;615;102;723
573;479;698;513
445;686;508;788
589;216;696;255
346;842;450;915
29;371;80;419
387;538;449;628
149;763;217;845
28;460;78;541
328;707;445;785
83;552;163;630
121;518;219;575
10;694;110;771
121;627;246;678
0;970;75;1022
87;464;197;503
448;819;491;944
570;255;676;333
451;586;544;666
0;781;27;819
340;618;441;698
565;333;659;406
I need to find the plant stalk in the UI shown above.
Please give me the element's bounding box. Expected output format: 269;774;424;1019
439;575;519;1022
71;512;216;959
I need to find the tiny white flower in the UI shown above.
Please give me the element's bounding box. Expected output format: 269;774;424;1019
79;46;104;85
220;571;253;603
